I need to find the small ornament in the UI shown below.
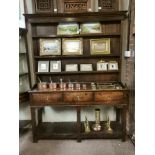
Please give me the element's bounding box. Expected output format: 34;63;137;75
105;116;113;133
84;116;91;133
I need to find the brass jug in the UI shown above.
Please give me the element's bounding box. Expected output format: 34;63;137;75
92;109;101;131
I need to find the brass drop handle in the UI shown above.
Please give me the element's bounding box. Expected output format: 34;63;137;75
46;96;49;101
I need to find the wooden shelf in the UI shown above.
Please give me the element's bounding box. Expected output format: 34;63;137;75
37;122;77;139
32;33;120;39
81;121;122;139
36;71;119;75
34;55;120;59
36;121;122;140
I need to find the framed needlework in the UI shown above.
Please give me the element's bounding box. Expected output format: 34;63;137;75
62;38;83;55
97;60;108;71
90;38;110;55
50;61;61;72
38;61;49;72
108;61;118;70
80;64;93;71
39;39;61;56
65;64;78;72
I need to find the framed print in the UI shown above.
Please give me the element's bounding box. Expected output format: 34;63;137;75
108;61;118;70
38;61;49;72
90;38;110;55
97;60;108;71
62;38;83;55
39;39;61;56
65;64;78;72
80;64;93;71
80;23;102;34
57;23;79;35
50;61;61;72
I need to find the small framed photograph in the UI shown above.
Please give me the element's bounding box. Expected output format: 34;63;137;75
80;23;102;34
80;64;93;71
62;38;83;55
57;23;79;35
108;61;118;70
97;60;108;71
90;38;110;55
39;38;61;56
50;61;61;72
38;61;49;72
65;64;78;72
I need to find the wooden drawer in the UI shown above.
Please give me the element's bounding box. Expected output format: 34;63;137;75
30;93;62;105
64;92;93;103
94;91;124;104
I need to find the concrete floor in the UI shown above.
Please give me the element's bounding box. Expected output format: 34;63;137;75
19;130;135;155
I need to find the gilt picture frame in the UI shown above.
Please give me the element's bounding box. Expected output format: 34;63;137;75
90;38;110;55
57;23;79;35
39;38;61;56
80;23;102;34
62;38;83;55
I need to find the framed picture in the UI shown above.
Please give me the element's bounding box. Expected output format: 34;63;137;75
62;38;83;55
97;60;108;71
108;61;118;70
80;64;93;71
50;61;61;72
90;38;110;55
38;61;49;72
39;39;61;56
65;64;78;72
57;23;79;35
80;23;102;34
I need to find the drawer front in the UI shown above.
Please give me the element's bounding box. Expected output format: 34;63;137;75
30;93;62;105
64;92;93;103
95;91;124;103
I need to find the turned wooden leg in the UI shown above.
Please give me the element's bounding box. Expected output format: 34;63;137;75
77;106;81;142
121;106;127;142
31;107;38;143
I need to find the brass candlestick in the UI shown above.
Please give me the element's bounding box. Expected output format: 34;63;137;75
92;109;101;131
84;116;91;133
105;116;113;133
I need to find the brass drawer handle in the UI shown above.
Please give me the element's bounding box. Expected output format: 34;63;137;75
46;96;49;101
107;96;112;100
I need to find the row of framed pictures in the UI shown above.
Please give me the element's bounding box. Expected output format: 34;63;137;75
40;38;110;56
38;60;118;72
57;23;102;35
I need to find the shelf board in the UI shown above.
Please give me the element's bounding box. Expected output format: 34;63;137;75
36;71;119;75
36;121;122;140
80;121;122;139
37;122;77;139
34;55;120;59
32;33;120;39
19;73;28;76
